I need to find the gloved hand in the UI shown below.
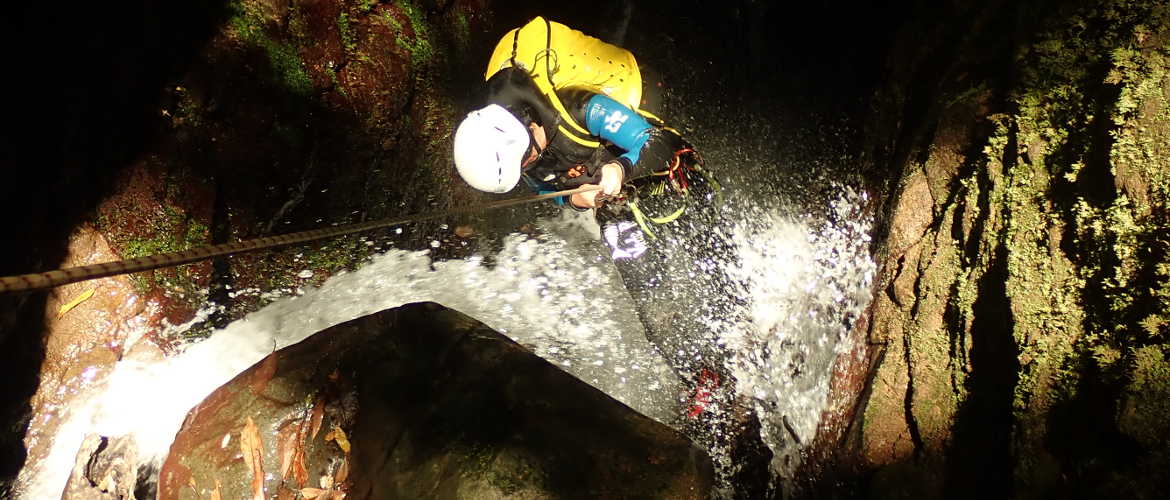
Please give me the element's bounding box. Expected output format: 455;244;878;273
598;162;624;195
569;162;625;209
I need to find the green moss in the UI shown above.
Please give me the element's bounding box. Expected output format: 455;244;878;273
326;63;348;97
382;0;434;68
1118;345;1170;446
450;8;471;51
228;0;313;96
338;12;357;54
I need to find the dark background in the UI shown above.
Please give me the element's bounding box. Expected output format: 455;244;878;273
0;0;911;494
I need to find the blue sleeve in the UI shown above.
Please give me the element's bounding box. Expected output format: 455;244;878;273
583;94;652;170
522;175;587;210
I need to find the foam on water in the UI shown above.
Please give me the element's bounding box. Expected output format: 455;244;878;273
18;190;874;499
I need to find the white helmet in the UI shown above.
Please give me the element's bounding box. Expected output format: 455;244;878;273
453;104;529;193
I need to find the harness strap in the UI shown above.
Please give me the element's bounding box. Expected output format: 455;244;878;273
623;148;721;239
508;19;600;148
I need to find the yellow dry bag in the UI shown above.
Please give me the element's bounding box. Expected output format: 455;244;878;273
486;17;645;147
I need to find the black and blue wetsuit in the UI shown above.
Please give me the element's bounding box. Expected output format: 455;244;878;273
480;67;685;205
479;67;735;394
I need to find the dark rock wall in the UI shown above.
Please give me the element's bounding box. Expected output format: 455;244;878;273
813;0;1170;497
1;0;492;494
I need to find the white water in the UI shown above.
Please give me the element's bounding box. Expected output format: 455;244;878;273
18;188;873;499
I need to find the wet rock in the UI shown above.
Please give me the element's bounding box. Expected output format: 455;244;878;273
159;302;713;499
62;435;139;500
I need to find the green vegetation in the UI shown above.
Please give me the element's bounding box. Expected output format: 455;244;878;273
861;0;1170;494
338;12;357;54
382;0;434;68
228;0;313;96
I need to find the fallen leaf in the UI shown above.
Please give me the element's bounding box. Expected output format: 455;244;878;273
57;287;96;318
324;426;351;453
300;487;328;499
334;458;349;484
210;479;222;500
293;447;309;486
240;417;265;500
309;401;325;440
454;225;475;238
278;427;297;480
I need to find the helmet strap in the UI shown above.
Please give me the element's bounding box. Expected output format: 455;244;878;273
523;125;545;169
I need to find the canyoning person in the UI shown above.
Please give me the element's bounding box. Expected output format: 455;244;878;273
452;17;739;419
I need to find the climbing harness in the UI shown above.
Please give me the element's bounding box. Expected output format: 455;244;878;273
0;186;602;294
626;148;723;239
487;18;722;239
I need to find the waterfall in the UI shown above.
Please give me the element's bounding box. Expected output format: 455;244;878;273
16;184;872;498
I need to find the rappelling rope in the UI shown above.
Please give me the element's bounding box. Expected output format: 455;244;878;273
0;186;602;294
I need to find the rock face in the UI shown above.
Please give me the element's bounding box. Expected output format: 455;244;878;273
3;0;491;492
159;302;713;499
809;0;1170;497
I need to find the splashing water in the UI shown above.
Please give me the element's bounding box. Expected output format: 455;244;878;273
724;186;875;480
17;188;873;498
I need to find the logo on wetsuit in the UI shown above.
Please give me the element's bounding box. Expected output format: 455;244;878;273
604;110;628;133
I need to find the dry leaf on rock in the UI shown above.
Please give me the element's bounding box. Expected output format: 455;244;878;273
279;426;297;480
323;426;351;453
240;416;265;500
309;400;325;439
334;458;349;484
57;287;96;318
300;487;328;499
293;447;309;487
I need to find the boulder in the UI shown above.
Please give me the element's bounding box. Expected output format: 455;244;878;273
159;302;712;499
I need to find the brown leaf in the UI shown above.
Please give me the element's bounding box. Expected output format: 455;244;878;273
293;447;309;487
334;458;349;484
300;487;328;499
209;479;222;500
454;225;475;238
240;416;265;500
309;400;325;440
278;426;297;480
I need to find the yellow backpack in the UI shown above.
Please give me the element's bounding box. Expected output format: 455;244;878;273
485;17;645;148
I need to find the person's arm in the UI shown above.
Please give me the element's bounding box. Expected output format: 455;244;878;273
562;94;654;208
582;94;655;179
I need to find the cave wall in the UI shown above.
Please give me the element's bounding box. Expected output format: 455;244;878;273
1;0;497;493
838;0;1170;497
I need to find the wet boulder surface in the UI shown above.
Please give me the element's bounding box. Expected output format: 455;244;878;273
157;302;713;499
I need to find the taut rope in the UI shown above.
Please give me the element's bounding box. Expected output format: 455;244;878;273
0;186;599;293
